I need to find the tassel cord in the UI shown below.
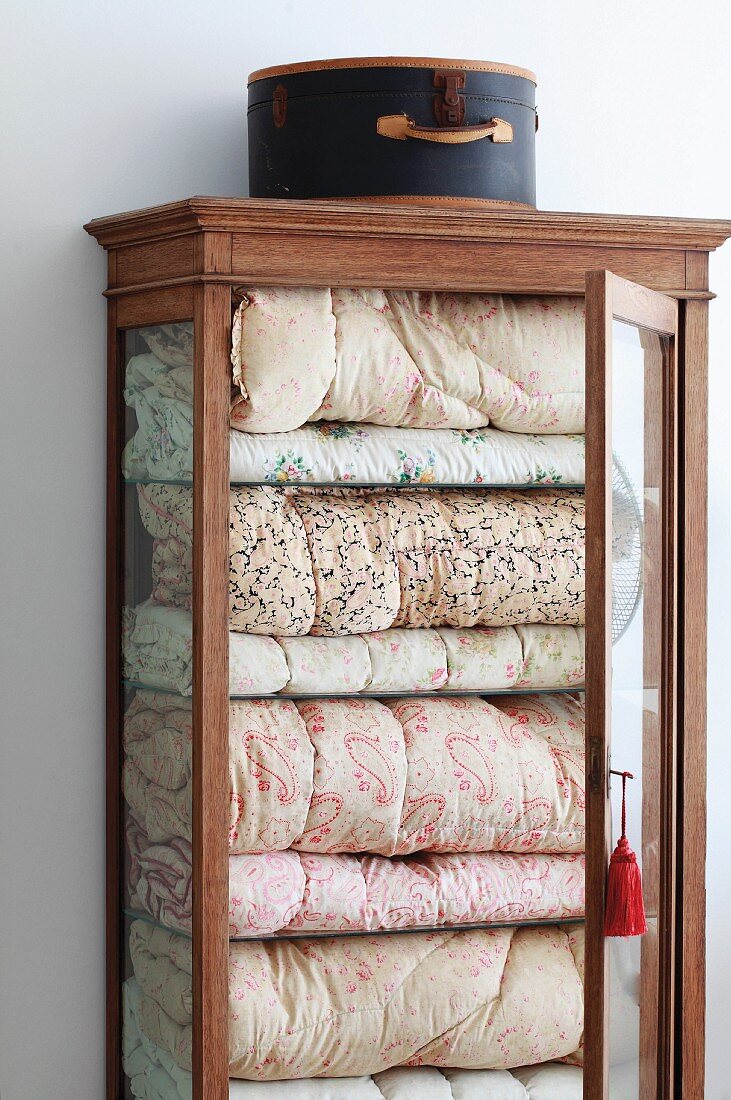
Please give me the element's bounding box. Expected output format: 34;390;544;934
604;768;647;937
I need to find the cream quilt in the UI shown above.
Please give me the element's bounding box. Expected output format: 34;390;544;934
123;691;584;857
137;485;585;636
129;920;584;1079
123;978;192;1100
124;977;584;1100
230;290;585;435
123;600;585;697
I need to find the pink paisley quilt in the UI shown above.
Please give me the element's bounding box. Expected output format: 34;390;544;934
136;484;584;636
126;814;584;937
229;289;585;435
128;918;584;1078
123;691;584;857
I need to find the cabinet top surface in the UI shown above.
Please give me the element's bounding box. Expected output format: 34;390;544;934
84;196;731;250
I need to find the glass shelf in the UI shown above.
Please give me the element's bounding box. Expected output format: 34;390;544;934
123;476;192;487
123;679;585;700
124;907;585;943
123;477;585;491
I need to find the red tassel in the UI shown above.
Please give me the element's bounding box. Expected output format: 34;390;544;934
603;770;648;937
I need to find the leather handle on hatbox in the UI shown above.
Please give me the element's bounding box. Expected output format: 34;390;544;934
376;113;513;144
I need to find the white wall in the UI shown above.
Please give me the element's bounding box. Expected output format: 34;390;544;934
1;1;730;1095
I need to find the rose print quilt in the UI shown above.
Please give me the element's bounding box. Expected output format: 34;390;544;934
136;485;585;635
231;424;584;488
123;691;584;857
126;813;584;936
128;919;584;1079
123;600;585;697
123;978;584;1100
230;289;585;435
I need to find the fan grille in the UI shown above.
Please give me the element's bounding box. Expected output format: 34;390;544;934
611;453;643;645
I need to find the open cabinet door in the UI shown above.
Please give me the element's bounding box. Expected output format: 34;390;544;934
585;272;680;1100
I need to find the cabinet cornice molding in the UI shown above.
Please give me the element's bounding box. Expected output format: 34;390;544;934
85;197;731;251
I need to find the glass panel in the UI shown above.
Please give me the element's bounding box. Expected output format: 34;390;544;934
122;682;584;700
221;481;587;490
123;478;586;491
123;909;585;942
120;323;194;1100
608;320;669;1098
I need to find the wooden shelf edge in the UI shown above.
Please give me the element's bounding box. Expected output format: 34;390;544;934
100;272;718;300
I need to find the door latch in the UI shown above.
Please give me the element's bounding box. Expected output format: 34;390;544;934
433;69;466;127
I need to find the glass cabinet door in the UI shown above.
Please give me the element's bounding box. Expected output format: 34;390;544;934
118;321;195;1100
585;272;679;1100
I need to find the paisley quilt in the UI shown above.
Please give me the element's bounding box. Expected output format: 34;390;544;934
126;811;584;936
123;691;584;857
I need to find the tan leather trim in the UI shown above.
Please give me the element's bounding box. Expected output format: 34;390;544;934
377;113;513;144
331;196;536;210
249;56;537;85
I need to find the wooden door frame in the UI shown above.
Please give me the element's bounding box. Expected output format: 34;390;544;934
676;294;708;1100
585;270;681;1100
191;280;232;1100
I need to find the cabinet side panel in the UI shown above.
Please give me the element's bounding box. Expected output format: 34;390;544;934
685;251;709;291
106;293;123;1100
679;298;708;1098
115;235;196;287
116;286;195;328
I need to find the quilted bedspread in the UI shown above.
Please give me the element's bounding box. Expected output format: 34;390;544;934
129;919;584;1079
126;812;584;936
228;289;585;435
227;1066;585;1100
123;978;585;1099
123;600;585;697
137;485;584;636
123;691;584;857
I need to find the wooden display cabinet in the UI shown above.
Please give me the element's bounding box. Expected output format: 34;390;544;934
86;199;731;1099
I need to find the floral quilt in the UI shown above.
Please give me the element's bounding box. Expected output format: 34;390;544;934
122;348;585;489
124;974;585;1098
230;289;585;435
